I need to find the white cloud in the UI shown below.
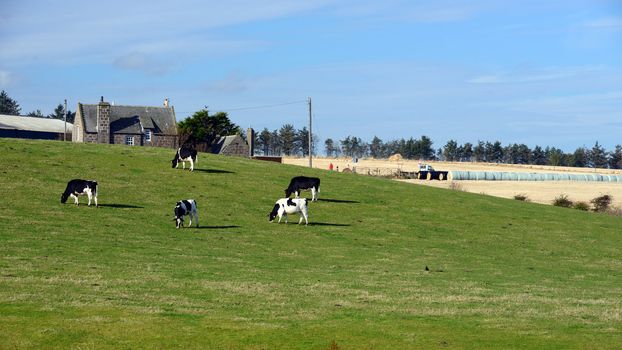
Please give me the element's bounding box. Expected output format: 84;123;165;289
467;66;603;84
0;0;336;64
0;70;12;87
113;52;172;76
583;17;622;29
202;72;249;94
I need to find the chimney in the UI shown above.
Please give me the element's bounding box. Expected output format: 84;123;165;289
164;98;169;107
97;97;111;144
247;127;255;157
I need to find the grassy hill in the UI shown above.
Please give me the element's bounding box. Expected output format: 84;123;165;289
0;138;620;349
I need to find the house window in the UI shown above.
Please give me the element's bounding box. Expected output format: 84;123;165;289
125;136;134;146
145;129;152;142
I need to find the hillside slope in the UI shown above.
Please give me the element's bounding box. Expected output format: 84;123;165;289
0;139;620;349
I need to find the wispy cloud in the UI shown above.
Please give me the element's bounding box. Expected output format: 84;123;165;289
583;17;622;29
113;52;173;76
202;72;249;94
468;66;603;84
0;0;336;64
329;0;496;23
0;70;13;87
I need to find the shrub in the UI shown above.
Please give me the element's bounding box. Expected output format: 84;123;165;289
553;194;573;208
590;194;612;212
449;182;464;191
572;201;590;211
607;206;622;217
514;194;529;201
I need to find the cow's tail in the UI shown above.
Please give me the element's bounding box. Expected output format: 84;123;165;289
194;151;198;165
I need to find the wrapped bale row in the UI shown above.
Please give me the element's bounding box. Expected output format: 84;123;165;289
448;171;622;182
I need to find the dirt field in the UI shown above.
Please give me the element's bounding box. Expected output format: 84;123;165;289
283;157;622;208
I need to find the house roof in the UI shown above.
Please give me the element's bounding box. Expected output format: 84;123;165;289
78;104;176;134
212;134;247;154
0;114;73;133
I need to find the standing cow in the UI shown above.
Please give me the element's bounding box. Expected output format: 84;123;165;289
174;199;199;228
171;146;198;171
61;179;98;207
268;198;309;225
285;176;320;202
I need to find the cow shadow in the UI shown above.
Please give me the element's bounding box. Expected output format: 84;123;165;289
98;204;144;209
308;222;351;227
194;169;235;174
317;198;359;204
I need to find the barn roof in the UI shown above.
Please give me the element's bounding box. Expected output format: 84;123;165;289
0;114;73;133
212;134;247;154
78;104;176;135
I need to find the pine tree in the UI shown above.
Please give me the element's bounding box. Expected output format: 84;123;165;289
0;90;21;115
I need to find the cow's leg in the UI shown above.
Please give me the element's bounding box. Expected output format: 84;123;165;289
189;158;194;171
295;190;300;198
182;161;186;170
94;194;98;207
87;191;92;206
71;194;79;205
194;213;199;227
277;213;283;224
299;211;308;225
311;187;317;201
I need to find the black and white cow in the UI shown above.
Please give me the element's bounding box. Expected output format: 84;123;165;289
61;179;98;207
174;199;199;228
268;198;309;225
285;176;320;202
171;146;198;171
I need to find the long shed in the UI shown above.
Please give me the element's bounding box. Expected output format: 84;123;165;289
0;114;72;141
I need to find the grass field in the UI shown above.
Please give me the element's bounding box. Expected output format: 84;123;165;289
1;139;621;349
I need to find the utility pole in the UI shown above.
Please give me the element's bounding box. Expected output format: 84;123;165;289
63;99;67;141
308;97;312;168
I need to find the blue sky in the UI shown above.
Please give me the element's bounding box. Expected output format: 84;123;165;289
1;0;621;151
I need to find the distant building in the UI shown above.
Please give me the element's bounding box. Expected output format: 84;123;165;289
73;97;178;148
0;114;72;140
211;134;249;157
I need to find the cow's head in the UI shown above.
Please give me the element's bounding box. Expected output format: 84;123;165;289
171;158;178;169
268;203;280;222
60;192;69;204
284;188;293;198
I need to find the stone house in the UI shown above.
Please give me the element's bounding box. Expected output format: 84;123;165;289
72;97;178;148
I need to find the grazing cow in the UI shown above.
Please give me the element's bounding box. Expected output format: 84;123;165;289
268;198;309;225
171;146;198;171
174;199;199;228
285;176;320;202
61;179;98;207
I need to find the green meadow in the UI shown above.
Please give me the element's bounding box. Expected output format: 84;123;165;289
0;138;620;349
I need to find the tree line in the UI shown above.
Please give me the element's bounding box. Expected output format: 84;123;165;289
0;90;76;123
322;135;622;170
4;90;620;169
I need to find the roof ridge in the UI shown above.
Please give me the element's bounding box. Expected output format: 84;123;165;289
80;103;172;109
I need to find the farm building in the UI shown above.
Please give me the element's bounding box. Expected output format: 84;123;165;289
0;114;72;141
73;97;178;148
211;134;249;157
